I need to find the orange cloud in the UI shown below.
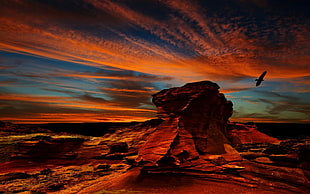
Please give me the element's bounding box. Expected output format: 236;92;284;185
220;87;252;94
0;94;73;104
230;117;284;123
1;114;150;124
1;0;309;82
230;117;310;124
0;93;155;113
0;0;309;124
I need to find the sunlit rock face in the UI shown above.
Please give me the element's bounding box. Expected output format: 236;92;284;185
137;81;235;167
227;122;279;146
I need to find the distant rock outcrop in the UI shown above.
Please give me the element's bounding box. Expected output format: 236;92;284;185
0;121;51;134
12;136;84;161
227;122;279;146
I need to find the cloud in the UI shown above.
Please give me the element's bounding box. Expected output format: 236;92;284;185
267;101;310;116
0;92;156;123
220;87;252;94
0;0;123;27
0;101;151;123
99;80;157;108
0;79;18;85
0;92;155;112
240;93;310;120
253;90;299;102
230;116;307;124
77;93;111;105
0;0;309;123
52;69;173;82
0;66;18;70
42;88;78;95
1;0;309;81
286;76;310;93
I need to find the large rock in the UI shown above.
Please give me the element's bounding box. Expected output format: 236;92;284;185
137;81;235;167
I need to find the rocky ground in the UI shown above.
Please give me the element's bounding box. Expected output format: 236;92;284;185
0;129;309;193
0;120;160;193
0;81;309;193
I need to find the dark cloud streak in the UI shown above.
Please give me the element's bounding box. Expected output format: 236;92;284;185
0;0;309;123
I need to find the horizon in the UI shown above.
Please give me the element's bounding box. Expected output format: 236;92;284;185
4;119;310;125
0;0;309;124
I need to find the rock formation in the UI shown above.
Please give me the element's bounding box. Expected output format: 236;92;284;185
227;122;279;146
132;81;309;193
0;121;51;134
136;81;239;169
1;81;309;193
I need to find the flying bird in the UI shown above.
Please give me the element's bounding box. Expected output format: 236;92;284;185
255;71;267;86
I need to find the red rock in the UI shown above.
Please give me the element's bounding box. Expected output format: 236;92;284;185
254;157;274;164
137;81;236;168
227;122;279;145
136;117;180;165
240;152;269;159
241;161;310;192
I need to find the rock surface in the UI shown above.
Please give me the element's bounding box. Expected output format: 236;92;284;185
0;120;159;193
133;81;309;193
137;81;235;169
227;122;279;145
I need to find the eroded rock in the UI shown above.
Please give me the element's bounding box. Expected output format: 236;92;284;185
137;81;237;169
227;122;279;145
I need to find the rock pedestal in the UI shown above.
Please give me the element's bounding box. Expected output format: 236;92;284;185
136;81;236;168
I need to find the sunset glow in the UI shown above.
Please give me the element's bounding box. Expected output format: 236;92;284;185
0;0;309;123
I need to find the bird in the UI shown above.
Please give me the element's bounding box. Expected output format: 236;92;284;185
255;71;267;86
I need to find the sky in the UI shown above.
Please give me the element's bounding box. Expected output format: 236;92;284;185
0;0;309;124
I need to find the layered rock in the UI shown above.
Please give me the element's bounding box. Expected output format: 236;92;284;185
136;81;236;168
227;122;279;146
133;81;310;192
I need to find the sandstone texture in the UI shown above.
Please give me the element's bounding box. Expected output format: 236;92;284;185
227;122;279;145
137;81;234;168
0;120;160;193
134;81;309;193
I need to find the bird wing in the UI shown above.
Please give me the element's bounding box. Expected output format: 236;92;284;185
259;71;267;80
